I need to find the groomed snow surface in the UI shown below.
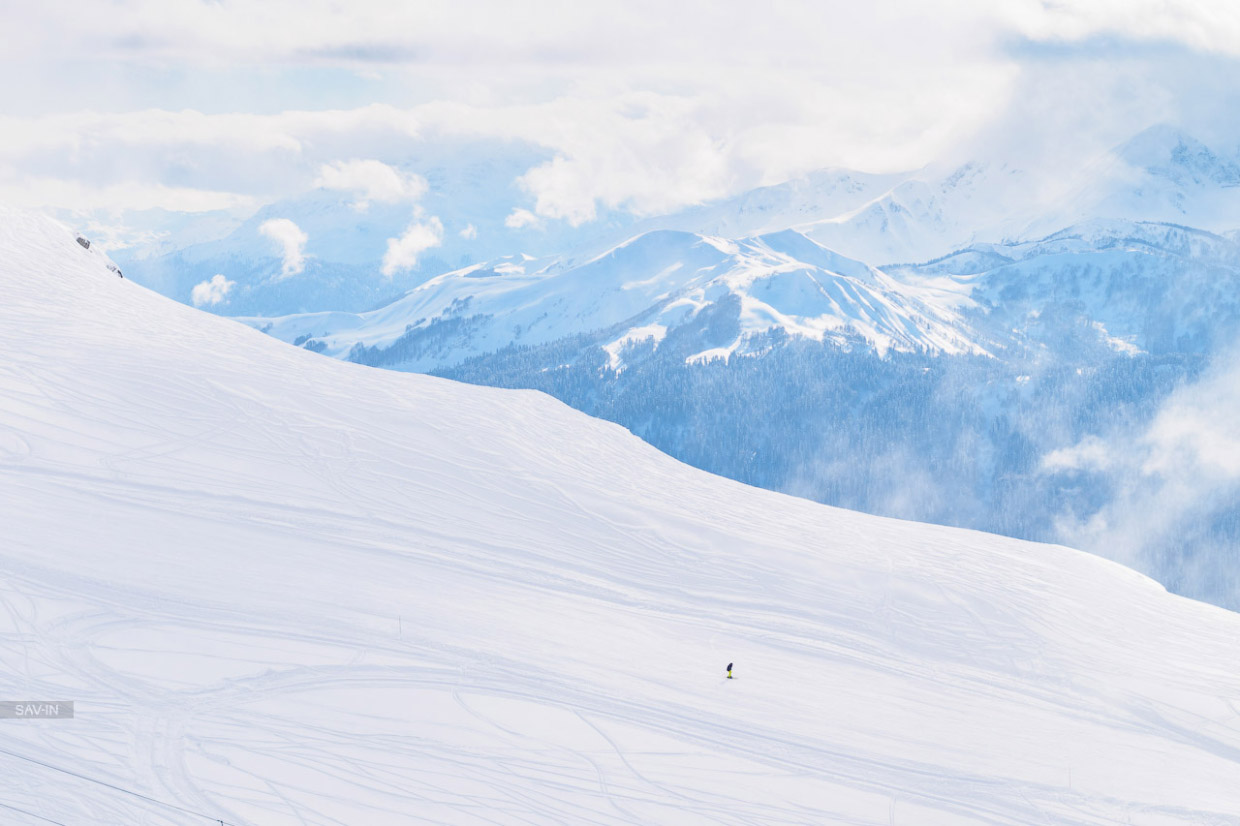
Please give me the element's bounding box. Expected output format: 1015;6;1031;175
3;211;1240;825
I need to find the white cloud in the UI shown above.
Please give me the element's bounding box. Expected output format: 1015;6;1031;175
4;0;1240;240
1008;1;1240;57
1041;436;1116;473
13;1;1240;69
504;208;540;229
190;273;235;306
459;223;477;240
315;159;427;210
381;215;443;276
1047;345;1240;602
0;3;1040;229
0;105;423;224
0;176;254;213
259;218;309;279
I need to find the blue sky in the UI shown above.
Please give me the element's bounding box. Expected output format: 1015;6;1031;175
2;0;1239;226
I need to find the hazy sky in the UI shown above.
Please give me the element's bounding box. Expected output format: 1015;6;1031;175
3;0;1240;222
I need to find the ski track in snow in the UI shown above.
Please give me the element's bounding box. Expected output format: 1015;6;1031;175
2;210;1240;824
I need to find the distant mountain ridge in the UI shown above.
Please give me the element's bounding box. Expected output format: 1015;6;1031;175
244;213;1240;378
242;228;984;373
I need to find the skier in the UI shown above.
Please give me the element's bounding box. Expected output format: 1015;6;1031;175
726;662;733;679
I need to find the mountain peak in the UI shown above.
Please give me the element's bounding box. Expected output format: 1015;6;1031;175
1116;124;1201;162
750;229;875;281
1115;124;1240;186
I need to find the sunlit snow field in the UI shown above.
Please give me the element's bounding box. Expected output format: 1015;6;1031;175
3;211;1240;824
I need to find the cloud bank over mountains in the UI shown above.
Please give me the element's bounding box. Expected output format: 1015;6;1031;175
7;1;1240;247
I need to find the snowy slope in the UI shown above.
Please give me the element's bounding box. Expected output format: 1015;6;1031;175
246;228;982;373
3;210;1240;825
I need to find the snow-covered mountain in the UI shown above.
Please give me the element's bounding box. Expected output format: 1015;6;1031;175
649;126;1240;267
633;167;907;243
244;228;984;373
1031;125;1240;238
547;161;1040;268
680;127;1240;267
6;209;1240;824
787;161;1039;265
891;219;1240;357
247;213;1240;376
